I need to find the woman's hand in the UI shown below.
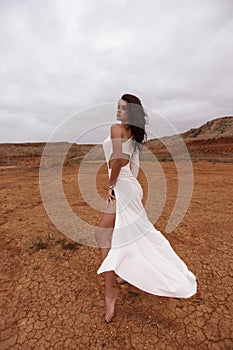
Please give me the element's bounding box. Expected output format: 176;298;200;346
107;188;116;204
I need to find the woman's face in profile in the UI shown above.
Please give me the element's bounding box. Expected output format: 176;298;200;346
117;99;128;122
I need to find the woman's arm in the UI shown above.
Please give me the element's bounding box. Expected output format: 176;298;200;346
107;124;125;187
130;149;140;178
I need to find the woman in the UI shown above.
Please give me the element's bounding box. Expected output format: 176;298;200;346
95;93;197;323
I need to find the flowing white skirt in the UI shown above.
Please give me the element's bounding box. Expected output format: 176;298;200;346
97;163;197;298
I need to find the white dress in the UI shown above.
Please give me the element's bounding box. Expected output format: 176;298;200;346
97;135;197;298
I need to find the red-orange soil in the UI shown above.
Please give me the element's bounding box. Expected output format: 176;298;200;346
0;153;232;349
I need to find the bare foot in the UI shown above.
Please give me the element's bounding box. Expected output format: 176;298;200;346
104;292;117;323
116;276;126;284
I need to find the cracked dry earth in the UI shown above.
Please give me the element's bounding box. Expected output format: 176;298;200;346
0;160;232;350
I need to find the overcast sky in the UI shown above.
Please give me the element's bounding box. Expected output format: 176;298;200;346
0;0;233;143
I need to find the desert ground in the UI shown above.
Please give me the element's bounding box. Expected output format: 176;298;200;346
0;148;232;349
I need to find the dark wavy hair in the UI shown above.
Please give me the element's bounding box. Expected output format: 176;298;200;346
121;93;148;151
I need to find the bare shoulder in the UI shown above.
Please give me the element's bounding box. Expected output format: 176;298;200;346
110;124;122;139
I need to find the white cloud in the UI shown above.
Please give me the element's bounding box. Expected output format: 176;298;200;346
0;0;232;142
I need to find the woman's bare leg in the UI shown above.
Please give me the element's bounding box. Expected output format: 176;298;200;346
116;276;126;284
95;200;118;322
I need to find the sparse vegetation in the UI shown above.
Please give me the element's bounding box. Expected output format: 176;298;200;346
208;158;222;164
57;238;81;250
28;233;81;253
191;128;202;138
159;155;173;162
29;234;49;251
34;241;48;251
